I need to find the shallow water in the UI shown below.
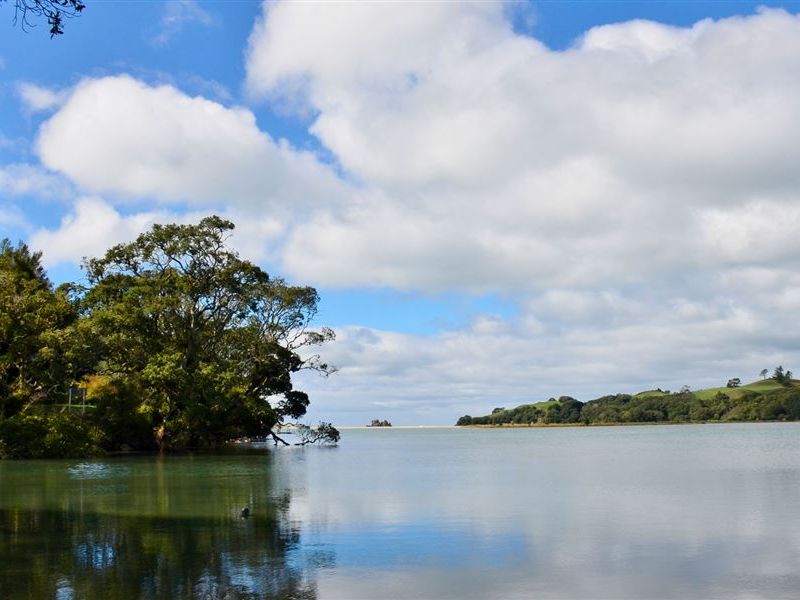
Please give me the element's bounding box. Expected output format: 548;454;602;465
1;423;799;599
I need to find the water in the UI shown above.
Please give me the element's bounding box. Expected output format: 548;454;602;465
1;424;799;599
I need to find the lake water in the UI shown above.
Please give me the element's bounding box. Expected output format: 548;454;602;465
1;424;799;599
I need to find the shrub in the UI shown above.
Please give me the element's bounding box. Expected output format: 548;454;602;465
0;412;105;459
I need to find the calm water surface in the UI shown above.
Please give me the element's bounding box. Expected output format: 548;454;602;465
1;424;799;599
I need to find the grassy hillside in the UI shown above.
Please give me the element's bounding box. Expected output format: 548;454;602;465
633;390;669;399
692;379;790;400
457;378;800;426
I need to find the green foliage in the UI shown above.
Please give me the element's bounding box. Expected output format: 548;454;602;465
466;403;545;426
0;240;83;418
0;411;104;458
772;365;793;386
78;216;334;451
0;217;337;457
85;375;155;451
458;381;800;426
544;396;583;424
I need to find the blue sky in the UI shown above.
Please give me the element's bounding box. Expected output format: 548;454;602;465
2;1;800;424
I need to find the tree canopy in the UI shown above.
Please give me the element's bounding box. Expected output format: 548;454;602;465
0;217;338;457
458;377;800;427
772;365;793;386
0;240;79;418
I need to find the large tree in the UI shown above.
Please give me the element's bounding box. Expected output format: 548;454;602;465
0;240;81;417
81;216;335;451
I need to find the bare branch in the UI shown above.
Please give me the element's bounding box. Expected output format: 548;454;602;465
9;0;86;37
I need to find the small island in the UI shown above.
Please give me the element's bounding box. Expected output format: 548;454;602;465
457;368;799;427
367;419;392;427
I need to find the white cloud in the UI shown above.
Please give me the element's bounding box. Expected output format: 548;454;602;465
244;5;800;291
28;197;288;268
29;198;173;267
150;0;213;47
23;6;800;422
0;163;71;198
300;287;800;425
34;9;800;292
36;75;348;213
16;82;65;113
244;3;800;422
697;200;800;265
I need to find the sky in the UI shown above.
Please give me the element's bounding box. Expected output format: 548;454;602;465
2;0;800;425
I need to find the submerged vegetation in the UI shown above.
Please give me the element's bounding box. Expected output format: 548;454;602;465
457;374;800;427
0;217;338;458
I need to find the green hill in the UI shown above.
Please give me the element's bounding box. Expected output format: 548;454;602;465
633;389;670;399
692;379;789;400
456;378;800;427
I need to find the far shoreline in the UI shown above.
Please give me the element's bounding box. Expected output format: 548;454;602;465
337;425;456;430
461;419;800;429
338;421;800;430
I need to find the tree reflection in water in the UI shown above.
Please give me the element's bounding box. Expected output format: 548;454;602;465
0;452;318;600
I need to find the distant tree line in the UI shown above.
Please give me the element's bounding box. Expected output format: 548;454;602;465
0;217;338;458
457;371;799;427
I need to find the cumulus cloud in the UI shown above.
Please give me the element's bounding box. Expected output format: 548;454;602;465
244;4;800;291
29;198;174;267
697;200;800;265
247;3;800;422
36;75;348;213
28;197;289;268
300;286;800;425
23;5;800;422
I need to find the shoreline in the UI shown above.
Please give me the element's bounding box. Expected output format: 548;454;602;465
337;425;455;430
461;419;800;429
338;421;800;430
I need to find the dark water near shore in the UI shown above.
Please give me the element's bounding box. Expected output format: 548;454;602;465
1;423;799;599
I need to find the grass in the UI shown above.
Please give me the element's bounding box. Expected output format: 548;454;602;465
531;399;560;411
489;399;559;417
527;380;797;406
490;379;798;416
691;379;795;401
633;389;669;399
